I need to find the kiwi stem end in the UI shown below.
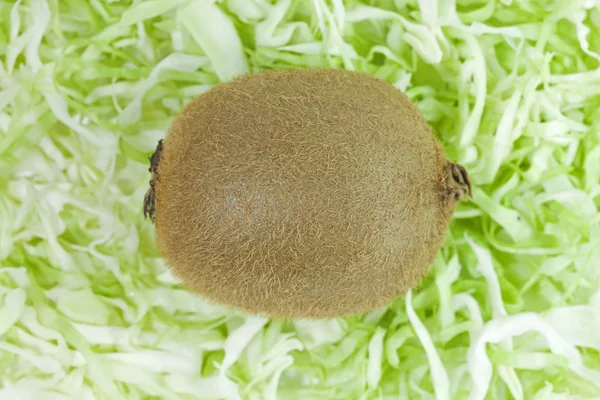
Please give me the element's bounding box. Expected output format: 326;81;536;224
446;162;472;201
143;139;164;223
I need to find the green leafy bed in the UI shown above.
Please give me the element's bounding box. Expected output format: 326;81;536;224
1;0;600;399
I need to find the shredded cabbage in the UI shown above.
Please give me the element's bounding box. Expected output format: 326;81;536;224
1;0;599;399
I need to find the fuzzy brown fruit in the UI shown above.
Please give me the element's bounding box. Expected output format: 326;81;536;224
145;68;471;319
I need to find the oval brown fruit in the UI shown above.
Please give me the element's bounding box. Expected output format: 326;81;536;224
145;68;471;319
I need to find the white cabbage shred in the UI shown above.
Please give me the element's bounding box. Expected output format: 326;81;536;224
1;0;599;399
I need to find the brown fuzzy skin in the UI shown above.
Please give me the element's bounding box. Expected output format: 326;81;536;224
151;68;471;319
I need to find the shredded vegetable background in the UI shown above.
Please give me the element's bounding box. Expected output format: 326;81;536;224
1;0;600;399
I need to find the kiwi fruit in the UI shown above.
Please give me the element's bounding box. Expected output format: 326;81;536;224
144;68;471;319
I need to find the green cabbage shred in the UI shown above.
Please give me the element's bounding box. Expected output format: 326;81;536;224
1;0;599;399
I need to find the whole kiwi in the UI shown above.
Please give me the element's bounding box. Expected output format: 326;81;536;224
144;68;471;319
